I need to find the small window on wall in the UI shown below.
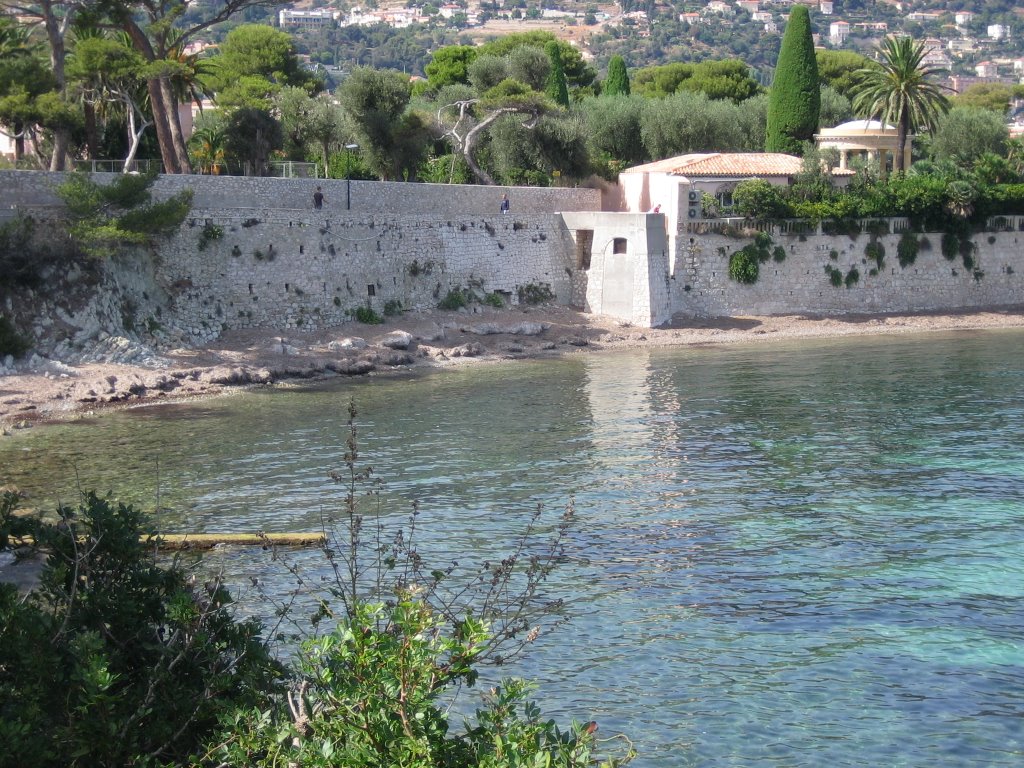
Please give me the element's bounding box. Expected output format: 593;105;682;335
613;238;628;254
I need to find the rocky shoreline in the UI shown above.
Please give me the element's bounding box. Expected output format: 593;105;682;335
3;304;1024;431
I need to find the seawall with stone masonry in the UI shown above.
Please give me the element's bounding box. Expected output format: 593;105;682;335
4;171;1023;336
163;208;580;334
671;218;1024;318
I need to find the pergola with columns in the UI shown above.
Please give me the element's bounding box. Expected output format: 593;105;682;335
814;119;911;173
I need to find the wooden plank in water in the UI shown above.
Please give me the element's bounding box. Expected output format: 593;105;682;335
150;533;326;550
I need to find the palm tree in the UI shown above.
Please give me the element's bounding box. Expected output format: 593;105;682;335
853;36;951;173
189;124;227;174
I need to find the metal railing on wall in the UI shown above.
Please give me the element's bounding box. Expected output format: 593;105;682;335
68;159;323;178
73;159;164;174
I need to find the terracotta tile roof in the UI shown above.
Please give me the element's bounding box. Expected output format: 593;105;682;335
623;152;804;177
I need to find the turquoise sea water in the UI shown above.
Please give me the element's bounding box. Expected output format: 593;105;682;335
2;329;1023;766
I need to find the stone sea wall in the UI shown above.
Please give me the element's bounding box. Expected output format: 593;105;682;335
672;218;1024;317
3;171;1022;338
162;209;579;334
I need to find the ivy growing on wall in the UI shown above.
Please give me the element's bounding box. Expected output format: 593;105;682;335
897;231;919;268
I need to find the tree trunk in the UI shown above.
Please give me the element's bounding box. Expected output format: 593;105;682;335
159;76;192;173
895;110;909;173
41;0;70;171
123;97;152;172
146;77;181;174
84;102;99;159
121;19;180;174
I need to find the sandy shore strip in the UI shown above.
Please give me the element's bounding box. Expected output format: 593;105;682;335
2;305;1024;430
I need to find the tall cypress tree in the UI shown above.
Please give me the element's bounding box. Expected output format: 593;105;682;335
604;55;631;96
765;5;820;154
545;41;570;107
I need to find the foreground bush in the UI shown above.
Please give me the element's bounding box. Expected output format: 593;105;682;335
0;491;284;768
199;598;627;768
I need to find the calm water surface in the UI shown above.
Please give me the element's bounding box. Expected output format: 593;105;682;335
3;330;1024;767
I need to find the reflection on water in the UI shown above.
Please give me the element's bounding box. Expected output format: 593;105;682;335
3;330;1024;767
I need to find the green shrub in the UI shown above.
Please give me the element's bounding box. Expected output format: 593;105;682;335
352;305;384;324
0;315;30;358
772;245;787;263
197;222;224;251
865;240;885;269
897;231;919;268
0;216;48;291
0;491;283;767
439;287;470;310
825;264;843;287
732;179;790;220
383;299;403;316
483;291;505;308
728;248;760;284
516;282;555;305
754;231;772;249
865;219;890;236
941;232;959;260
822;218;861;238
844;267;860;288
57;171;193;259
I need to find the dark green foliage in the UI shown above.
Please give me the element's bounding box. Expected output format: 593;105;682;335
816;50;874;100
865;240;885;269
772;246;787;263
632;60;760;102
383;299;403;316
821;218;861;238
941;232;959;260
197;222;224;251
931;107;1008;168
0;216;48;290
825;264;843;287
56;171;193;259
732;179;790;220
897;231;919;267
438;287;470;310
544;41;570;108
224;108;284;177
0;492;283;768
844;267;860;288
352;305;384;324
516;282;555;305
753;231;772;249
425;45;478;88
960;238;975;269
604;56;630;97
765;6;819;154
476;32;596;90
483;292;505;308
339;68;428;181
728;248;760;284
0;315;30;358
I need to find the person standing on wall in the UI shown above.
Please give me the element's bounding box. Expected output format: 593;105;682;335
500;194;510;214
313;186;325;210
